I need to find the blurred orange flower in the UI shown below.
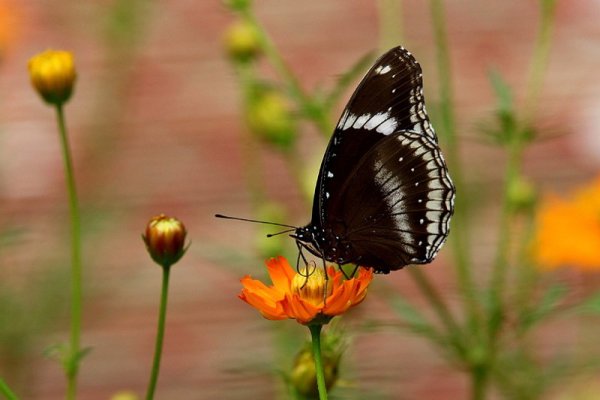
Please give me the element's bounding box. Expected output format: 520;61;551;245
533;176;600;271
239;256;373;324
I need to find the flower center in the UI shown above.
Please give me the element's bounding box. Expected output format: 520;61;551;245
290;265;330;306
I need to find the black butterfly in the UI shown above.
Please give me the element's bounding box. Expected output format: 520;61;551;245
291;46;455;274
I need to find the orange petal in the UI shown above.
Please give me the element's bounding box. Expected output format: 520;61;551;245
324;280;356;316
266;256;296;293
283;293;320;324
240;275;284;302
239;290;287;320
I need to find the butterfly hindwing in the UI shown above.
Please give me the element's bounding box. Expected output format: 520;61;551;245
329;131;454;272
299;46;455;273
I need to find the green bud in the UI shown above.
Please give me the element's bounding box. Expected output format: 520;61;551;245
246;89;296;150
223;20;262;63
507;176;537;213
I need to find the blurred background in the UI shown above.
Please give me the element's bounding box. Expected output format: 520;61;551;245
1;0;600;399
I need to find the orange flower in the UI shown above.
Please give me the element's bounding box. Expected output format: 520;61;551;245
239;256;373;324
532;177;600;271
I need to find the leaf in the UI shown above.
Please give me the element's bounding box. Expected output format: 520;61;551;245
575;291;600;315
388;295;443;342
518;284;567;332
488;69;513;113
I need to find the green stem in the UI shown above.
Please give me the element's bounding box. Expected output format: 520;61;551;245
377;0;403;50
241;11;332;136
0;378;19;400
308;324;328;400
55;104;83;400
407;269;464;356
429;0;478;328
146;266;171;400
488;0;558;340
471;365;488;400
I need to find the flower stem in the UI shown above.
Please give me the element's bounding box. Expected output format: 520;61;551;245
0;378;19;400
429;0;479;329
55;104;83;400
308;324;328;400
146;266;171;400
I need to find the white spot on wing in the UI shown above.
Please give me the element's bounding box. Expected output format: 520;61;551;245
365;112;389;130
343;113;357;130
353;114;371;129
376;118;398;135
375;65;392;75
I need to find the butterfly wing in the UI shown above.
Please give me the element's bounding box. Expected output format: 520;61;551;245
331;131;455;273
312;46;436;226
310;46;455;272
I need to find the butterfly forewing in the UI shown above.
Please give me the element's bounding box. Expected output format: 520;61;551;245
302;46;455;273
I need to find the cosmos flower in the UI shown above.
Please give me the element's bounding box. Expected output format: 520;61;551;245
533;177;600;270
239;256;373;324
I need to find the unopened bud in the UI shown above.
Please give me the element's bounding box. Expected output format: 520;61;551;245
28;49;76;105
224;20;262;63
142;214;188;268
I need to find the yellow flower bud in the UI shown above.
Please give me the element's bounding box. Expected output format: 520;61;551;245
28;49;76;105
110;391;139;400
223;20;262;63
142;214;188;268
246;89;296;149
290;346;340;397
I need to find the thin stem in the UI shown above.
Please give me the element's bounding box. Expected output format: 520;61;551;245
146;266;171;400
471;365;488;400
309;324;328;400
407;268;464;356
377;0;403;50
55;104;83;400
241;11;332;136
429;0;479;329
488;0;558;339
0;378;19;400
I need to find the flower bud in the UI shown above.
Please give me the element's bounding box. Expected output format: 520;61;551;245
223;20;262;63
28;49;76;105
110;391;139;400
290;346;340;397
507;176;537;213
142;214;188;268
246;88;296;150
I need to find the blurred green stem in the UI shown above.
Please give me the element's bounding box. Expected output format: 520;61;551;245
309;324;328;400
523;0;558;125
0;378;19;400
378;0;403;50
146;266;171;400
489;0;558;334
407;269;464;355
240;11;332;136
55;104;83;400
429;0;479;328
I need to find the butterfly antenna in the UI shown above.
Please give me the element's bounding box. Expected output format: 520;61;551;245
215;214;297;229
266;228;296;237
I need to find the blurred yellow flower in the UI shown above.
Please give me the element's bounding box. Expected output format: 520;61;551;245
533;177;600;270
0;0;20;57
28;49;76;105
110;391;139;400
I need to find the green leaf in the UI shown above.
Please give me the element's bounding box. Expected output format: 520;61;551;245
388;295;444;343
518;284;567;332
324;51;376;111
488;69;513;113
575;291;600;314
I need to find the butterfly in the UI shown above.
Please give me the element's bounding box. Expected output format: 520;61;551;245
217;46;455;274
290;46;455;274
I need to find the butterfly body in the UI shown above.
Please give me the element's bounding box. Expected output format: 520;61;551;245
294;46;455;274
